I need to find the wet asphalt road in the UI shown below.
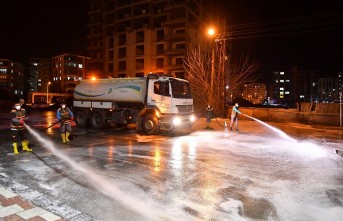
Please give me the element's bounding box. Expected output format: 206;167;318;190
0;109;343;221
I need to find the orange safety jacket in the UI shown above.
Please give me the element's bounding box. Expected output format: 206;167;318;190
10;108;27;130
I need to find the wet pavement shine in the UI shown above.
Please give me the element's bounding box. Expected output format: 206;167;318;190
0;109;343;221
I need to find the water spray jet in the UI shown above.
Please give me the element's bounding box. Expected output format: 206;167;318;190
25;124;166;221
242;114;297;143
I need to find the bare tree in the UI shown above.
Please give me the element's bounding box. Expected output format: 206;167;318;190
183;46;212;113
183;44;259;116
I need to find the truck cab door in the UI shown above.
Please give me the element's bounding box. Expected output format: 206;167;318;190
147;80;171;113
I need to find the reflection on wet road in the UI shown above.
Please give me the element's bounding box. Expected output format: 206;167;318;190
0;109;342;221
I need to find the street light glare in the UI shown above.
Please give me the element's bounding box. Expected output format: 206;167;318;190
208;28;215;36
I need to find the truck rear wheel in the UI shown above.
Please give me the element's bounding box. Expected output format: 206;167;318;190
142;114;159;135
75;110;89;128
90;111;106;129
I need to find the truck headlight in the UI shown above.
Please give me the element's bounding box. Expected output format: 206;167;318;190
190;115;196;122
172;117;182;126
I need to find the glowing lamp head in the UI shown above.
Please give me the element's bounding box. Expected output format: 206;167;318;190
190;115;196;122
172;117;182;126
208;28;215;36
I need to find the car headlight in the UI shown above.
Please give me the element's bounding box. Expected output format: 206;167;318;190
190;115;196;122
173;117;182;125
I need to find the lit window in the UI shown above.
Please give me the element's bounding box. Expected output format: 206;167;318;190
275;80;279;83
280;87;284;91
285;91;289;94
280;80;284;83
280;95;284;98
33;63;38;66
280;72;284;75
286;79;290;82
280;92;284;95
78;64;83;68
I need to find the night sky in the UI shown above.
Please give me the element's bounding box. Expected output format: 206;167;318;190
0;0;87;62
1;0;342;82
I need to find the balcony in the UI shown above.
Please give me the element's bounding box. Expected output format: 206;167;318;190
164;33;186;41
163;64;184;70
164;48;186;55
163;18;185;26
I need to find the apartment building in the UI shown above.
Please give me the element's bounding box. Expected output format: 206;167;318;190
87;0;208;78
0;58;25;100
271;71;292;102
318;77;339;102
272;66;319;103
28;58;51;92
243;83;267;104
51;53;88;94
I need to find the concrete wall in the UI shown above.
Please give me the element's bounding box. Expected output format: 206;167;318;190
235;105;342;126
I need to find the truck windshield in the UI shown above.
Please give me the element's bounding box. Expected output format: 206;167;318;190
170;78;192;99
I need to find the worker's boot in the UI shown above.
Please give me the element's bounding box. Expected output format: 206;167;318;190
22;140;32;152
61;134;66;143
66;132;70;142
13;143;19;155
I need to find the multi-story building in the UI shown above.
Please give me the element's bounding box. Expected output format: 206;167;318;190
318;77;339;102
87;0;208;78
0;58;25;100
271;71;292;102
272;66;319;103
243;83;267;104
289;66;319;102
51;53;89;94
28;58;51;92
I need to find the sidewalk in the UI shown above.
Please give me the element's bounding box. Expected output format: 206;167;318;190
0;186;64;221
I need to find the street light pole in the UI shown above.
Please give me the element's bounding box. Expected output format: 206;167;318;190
210;47;215;105
340;91;342;127
46;81;51;103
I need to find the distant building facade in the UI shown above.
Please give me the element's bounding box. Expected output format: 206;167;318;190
318;77;339;102
0;58;25;100
28;58;51;92
272;66;319;103
87;0;209;78
51;53;89;94
243;83;267;104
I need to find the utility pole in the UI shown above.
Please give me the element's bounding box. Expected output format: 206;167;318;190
340;91;342;127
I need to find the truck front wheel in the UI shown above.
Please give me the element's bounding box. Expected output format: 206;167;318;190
90;111;106;129
75;110;89;128
142;114;159;135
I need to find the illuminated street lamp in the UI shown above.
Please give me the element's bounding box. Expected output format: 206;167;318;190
46;81;51;103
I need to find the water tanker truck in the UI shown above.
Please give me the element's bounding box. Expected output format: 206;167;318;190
73;74;195;135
